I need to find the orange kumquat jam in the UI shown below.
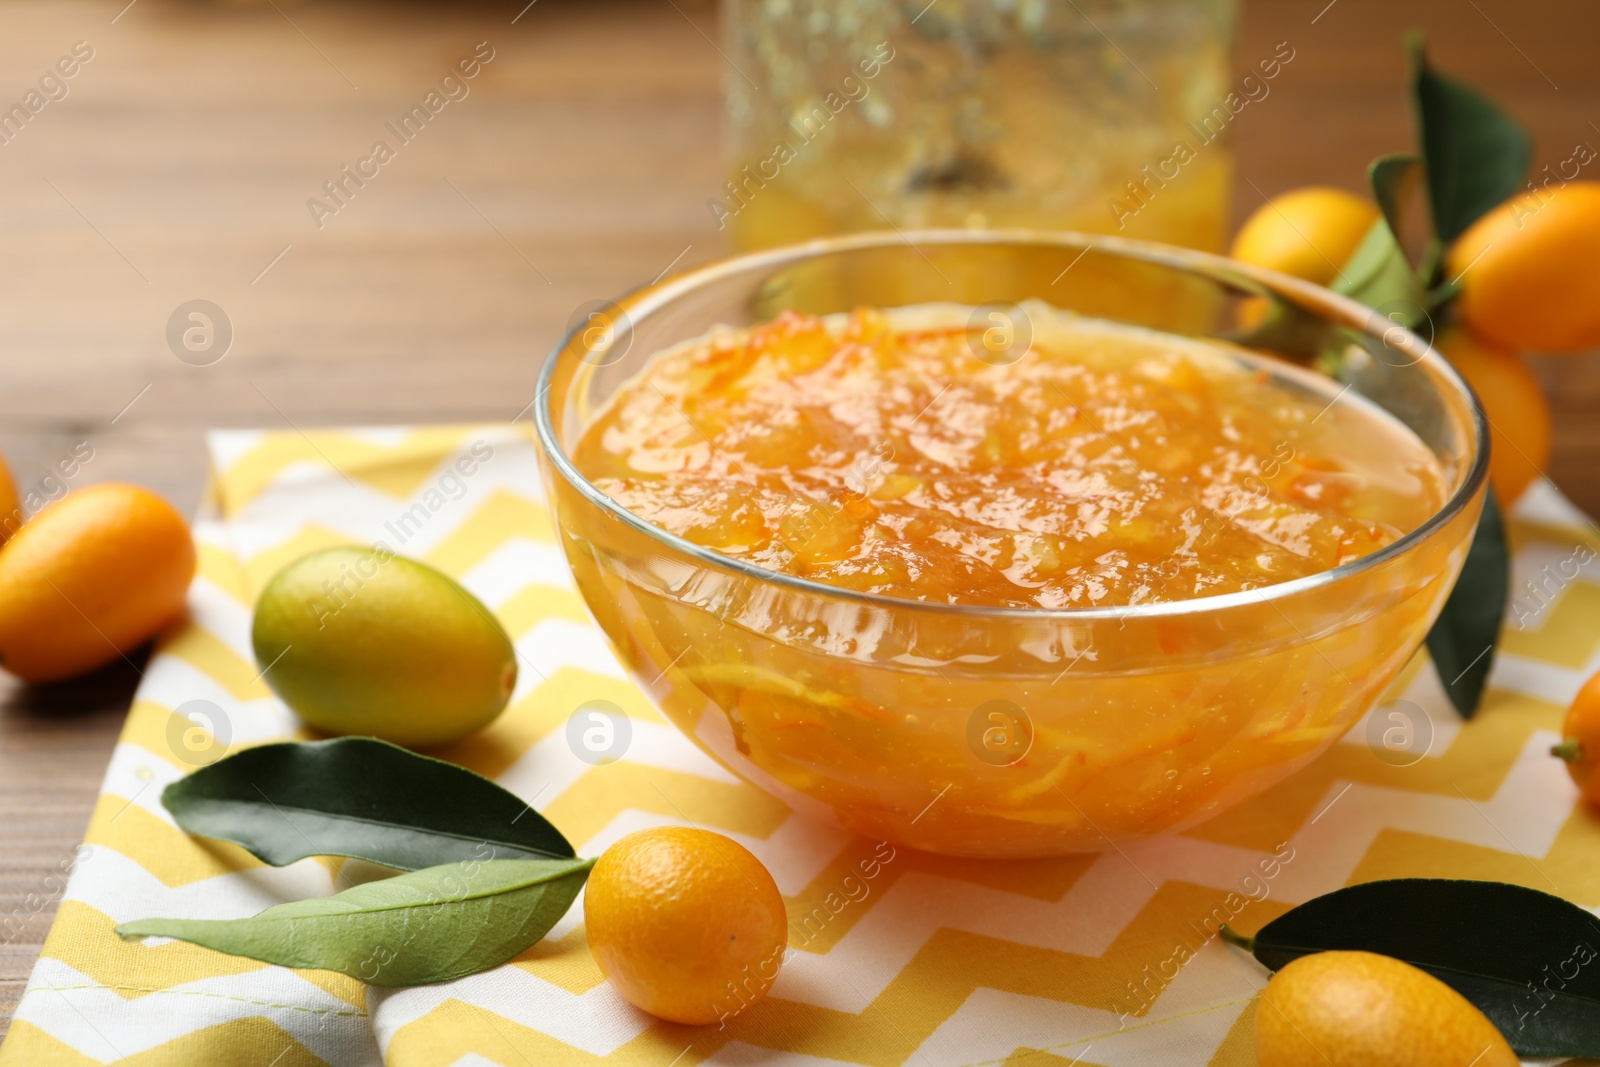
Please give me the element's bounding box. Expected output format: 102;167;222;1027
576;303;1443;606
555;300;1466;856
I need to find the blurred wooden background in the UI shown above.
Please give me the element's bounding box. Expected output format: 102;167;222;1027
0;0;1595;1030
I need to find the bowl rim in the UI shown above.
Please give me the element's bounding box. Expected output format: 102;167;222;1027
533;228;1490;621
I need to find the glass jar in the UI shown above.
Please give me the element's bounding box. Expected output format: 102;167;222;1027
718;0;1239;252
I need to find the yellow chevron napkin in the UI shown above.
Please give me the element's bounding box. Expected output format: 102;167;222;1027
3;424;1596;1067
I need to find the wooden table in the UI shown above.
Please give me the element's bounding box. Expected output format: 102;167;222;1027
0;0;1595;1034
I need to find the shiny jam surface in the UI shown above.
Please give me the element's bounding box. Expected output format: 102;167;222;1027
574;303;1444;607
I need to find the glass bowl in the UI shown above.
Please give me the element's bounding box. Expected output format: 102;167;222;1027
533;230;1487;858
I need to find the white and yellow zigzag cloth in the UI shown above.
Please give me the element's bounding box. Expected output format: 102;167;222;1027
2;424;1596;1066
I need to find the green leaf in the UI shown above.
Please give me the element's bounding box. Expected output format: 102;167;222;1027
1220;294;1336;364
1369;153;1424;244
1332;219;1430;335
1367;153;1434;276
117;856;594;986
1411;37;1531;245
1226;878;1600;1057
1425;487;1508;717
163;738;574;871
